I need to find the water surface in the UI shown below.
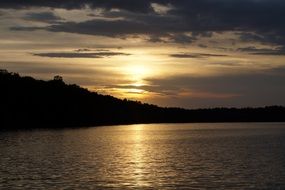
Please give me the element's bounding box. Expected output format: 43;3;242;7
1;123;285;189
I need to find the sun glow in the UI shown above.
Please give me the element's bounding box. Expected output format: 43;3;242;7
126;65;150;80
102;50;166;100
114;65;152;99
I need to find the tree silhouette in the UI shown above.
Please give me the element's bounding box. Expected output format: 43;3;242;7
0;69;8;74
0;69;285;130
53;75;63;81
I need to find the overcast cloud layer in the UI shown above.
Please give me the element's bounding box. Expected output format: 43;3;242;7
3;0;285;47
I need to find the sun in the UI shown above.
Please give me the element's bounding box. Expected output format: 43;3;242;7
110;64;152;99
114;51;160;99
127;65;149;79
125;65;150;86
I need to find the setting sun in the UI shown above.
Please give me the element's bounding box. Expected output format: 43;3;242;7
126;65;150;81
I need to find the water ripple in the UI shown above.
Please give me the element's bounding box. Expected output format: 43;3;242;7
1;123;285;189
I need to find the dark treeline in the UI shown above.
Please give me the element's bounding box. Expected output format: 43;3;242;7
1;69;285;130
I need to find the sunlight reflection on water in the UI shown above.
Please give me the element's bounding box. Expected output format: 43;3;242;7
1;123;285;189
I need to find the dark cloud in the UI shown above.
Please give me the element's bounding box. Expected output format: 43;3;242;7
167;34;196;44
0;0;158;13
198;44;208;48
74;48;111;52
23;12;62;23
238;46;285;56
170;53;227;59
239;33;265;43
74;48;93;52
48;19;151;37
8;14;207;44
38;15;196;43
32;51;131;58
10;26;44;31
238;32;285;48
171;0;285;47
4;1;285;46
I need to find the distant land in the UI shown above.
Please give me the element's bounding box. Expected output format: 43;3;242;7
1;69;284;130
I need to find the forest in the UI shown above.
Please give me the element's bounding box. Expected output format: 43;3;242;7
1;69;284;130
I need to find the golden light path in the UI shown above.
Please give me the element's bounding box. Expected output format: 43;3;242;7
130;124;151;187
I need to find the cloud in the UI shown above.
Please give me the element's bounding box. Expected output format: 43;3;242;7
166;34;196;44
73;48;112;53
5;1;285;46
23;12;62;23
0;0;157;13
48;19;151;37
238;46;285;56
32;50;131;58
74;48;93;52
143;67;285;107
170;53;227;59
3;0;285;50
10;26;44;31
11;15;198;43
238;32;285;49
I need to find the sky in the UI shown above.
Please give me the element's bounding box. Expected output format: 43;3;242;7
1;0;285;108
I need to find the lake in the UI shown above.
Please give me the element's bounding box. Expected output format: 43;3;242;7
1;123;285;189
